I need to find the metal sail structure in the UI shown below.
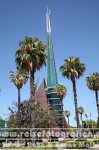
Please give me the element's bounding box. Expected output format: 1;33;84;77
46;8;63;127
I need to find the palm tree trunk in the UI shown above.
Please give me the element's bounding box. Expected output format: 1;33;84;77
18;88;21;129
30;70;35;128
62;100;64;128
95;90;99;118
68;117;69;125
80;114;83;127
72;79;80;128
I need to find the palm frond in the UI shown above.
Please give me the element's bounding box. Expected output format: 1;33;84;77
60;56;86;80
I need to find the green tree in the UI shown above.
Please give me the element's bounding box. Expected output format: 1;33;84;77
86;72;99;120
7;100;57;128
15;36;47;127
60;56;86;128
65;110;70;125
84;119;97;128
10;69;28;128
7;114;17;128
56;83;67;100
56;83;67;127
78;106;84;127
33;102;58;128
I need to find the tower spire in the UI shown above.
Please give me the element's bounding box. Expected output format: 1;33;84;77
46;7;51;33
46;8;58;87
46;8;63;128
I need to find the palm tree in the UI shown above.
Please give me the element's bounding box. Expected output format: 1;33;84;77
65;110;70;125
60;56;86;128
86;72;99;119
56;83;67;128
56;83;67;100
10;69;28;128
78;106;84;127
15;36;47;127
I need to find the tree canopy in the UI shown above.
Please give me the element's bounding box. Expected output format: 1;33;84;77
60;56;86;80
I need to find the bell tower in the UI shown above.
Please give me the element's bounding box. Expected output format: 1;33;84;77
46;8;63;128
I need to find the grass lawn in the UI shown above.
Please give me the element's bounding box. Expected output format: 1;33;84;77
1;148;43;150
1;145;54;150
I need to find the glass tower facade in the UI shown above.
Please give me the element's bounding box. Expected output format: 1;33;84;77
46;8;63;127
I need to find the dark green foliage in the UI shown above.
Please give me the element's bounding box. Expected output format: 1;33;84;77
60;56;86;80
7;114;17;128
87;72;99;91
97;117;99;128
10;69;29;89
0;142;3;148
93;139;99;144
56;83;67;100
7;100;57;128
15;36;47;74
84;119;97;128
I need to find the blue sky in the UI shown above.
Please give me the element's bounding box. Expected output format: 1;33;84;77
0;0;99;126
